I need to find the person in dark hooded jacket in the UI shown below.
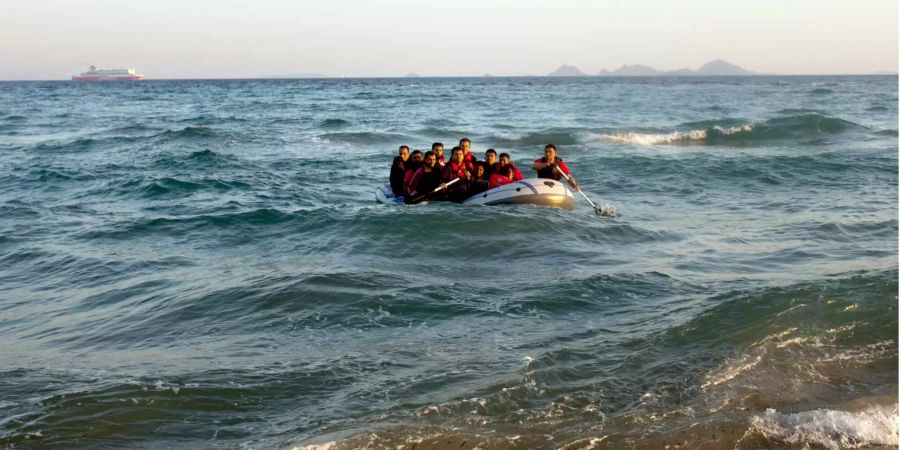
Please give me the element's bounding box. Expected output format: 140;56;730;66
389;145;410;196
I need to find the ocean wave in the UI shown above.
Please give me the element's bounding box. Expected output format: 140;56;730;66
87;207;301;240
177;115;249;125
25;167;95;183
811;88;834;94
600;113;865;146
415;127;474;139
599;124;752;146
29;135;145;153
152;149;243;170
314;131;414;144
319;118;351;128
422;118;460;127
133;176;248;198
775;108;819;115
743;404;899;449
488;130;582;147
109;123;158;134
153;126;218;141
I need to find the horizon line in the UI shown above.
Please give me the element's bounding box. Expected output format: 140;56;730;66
1;73;898;82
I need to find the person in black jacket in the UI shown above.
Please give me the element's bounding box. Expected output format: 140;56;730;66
406;151;445;203
389;145;410;196
468;162;490;197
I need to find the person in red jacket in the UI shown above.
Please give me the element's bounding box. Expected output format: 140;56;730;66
532;144;579;190
498;152;525;181
442;146;474;202
459;137;477;164
488;165;516;189
402;150;424;196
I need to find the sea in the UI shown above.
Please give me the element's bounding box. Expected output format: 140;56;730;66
0;75;897;449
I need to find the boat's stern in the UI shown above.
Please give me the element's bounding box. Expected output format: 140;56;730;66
463;178;576;210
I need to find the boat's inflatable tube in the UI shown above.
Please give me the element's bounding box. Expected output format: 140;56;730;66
376;178;575;210
376;183;405;205
462;178;575;210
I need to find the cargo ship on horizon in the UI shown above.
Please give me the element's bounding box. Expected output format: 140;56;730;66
72;65;144;81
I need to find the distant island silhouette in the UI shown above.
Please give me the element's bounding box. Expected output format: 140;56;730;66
550;59;757;76
250;60;895;79
548;65;588;76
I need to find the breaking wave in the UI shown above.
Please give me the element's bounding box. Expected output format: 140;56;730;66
599;113;865;146
742;405;898;449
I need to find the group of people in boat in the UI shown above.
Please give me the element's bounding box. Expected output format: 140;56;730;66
389;138;579;204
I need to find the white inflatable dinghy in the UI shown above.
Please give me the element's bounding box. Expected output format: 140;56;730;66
376;178;574;210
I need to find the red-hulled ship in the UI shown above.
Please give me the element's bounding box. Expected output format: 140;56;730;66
72;65;144;81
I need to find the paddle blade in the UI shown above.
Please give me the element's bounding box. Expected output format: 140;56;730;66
596;203;618;217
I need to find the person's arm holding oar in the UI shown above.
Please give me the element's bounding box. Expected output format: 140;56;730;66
408;178;458;204
554;167;606;215
534;144;612;216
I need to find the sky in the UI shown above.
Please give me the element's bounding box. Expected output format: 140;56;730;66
0;0;897;79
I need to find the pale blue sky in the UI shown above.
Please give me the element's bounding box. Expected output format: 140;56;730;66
1;0;897;79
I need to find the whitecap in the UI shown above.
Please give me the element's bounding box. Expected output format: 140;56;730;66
599;124;753;146
743;404;899;449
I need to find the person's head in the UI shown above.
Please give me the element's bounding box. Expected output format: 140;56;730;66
499;152;511;166
544;144;557;162
485;149;497;165
475;162;486;178
423;151;436;168
398;145;410;161
499;165;514;180
459;138;471;153
411;150;424;163
431;142;444;155
451;146;464;163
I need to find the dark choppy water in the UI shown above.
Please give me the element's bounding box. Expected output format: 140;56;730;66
0;76;897;449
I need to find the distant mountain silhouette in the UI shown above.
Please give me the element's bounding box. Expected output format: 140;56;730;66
594;59;756;76
666;68;695;76
404;73;421;77
606;64;663;76
548;65;587;76
694;59;755;75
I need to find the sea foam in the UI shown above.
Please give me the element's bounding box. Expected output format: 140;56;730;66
743;405;899;449
598;124;753;146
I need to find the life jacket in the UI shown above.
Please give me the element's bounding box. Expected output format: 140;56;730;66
497;163;525;181
463;152;477;164
535;157;567;180
442;160;474;191
437;154;446;168
510;164;525;181
488;172;514;189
